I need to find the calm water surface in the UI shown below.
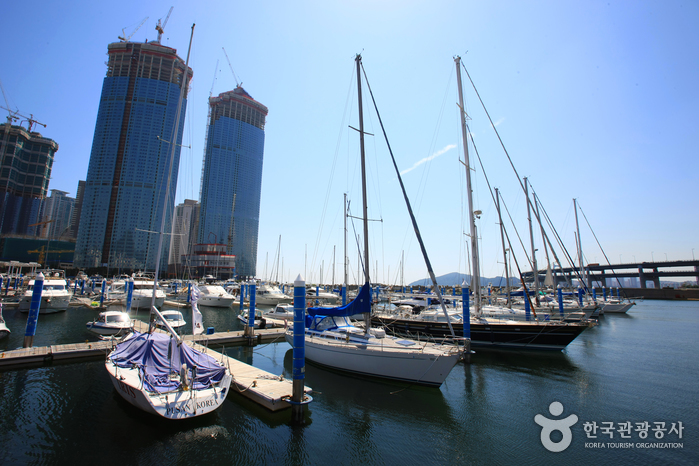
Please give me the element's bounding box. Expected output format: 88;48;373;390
0;299;697;465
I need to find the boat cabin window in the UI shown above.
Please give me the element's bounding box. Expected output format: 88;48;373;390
107;314;129;323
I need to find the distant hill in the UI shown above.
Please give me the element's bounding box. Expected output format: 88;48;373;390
408;272;520;288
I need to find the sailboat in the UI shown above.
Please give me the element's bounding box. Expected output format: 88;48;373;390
105;25;233;419
284;55;460;387
372;57;592;351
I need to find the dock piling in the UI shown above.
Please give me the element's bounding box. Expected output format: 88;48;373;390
23;272;44;348
292;274;308;424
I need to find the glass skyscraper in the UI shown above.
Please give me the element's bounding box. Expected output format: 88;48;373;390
74;40;192;271
198;86;267;278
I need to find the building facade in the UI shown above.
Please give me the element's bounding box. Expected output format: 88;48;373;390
168;199;200;275
181;243;235;280
0;122;59;236
198;86;267;278
41;189;75;239
74;40;193;271
66;180;85;240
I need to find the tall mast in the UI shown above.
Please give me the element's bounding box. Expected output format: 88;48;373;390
574;198;585;289
455;56;480;314
496;188;511;308
356;54;372;332
343;193;348;300
525;177;540;305
149;24;194;321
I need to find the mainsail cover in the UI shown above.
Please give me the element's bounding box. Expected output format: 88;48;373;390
109;332;226;393
307;282;371;317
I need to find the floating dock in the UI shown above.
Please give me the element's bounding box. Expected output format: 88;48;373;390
0;320;308;412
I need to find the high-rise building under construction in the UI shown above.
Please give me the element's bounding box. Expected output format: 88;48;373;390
198;87;268;278
74;40;192;270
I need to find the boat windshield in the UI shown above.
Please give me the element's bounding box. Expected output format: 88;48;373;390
107;314;130;323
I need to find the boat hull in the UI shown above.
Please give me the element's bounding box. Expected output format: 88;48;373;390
106;362;232;419
371;316;592;351
601;302;635;314
86;322;132;335
285;331;459;387
18;295;71;313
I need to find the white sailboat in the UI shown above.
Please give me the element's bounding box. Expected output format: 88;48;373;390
105;25;232;419
285;55;460;387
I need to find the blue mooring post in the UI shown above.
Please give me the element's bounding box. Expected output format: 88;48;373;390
616;287;620;299
558;285;564;317
187;282;192;303
341;284;346;306
99;279;106;307
23;272;44;348
292;274;308;423
462;283;470;339
578;287;584;307
126;278;134;314
73;279;78;294
246;282;257;343
603;286;607;302
592;287;597;302
525;293;531;321
0;276;3;292
91;280;96;294
80;279;85;296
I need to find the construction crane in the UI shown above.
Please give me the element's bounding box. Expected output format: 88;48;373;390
222;47;241;87
0;105;45;132
155;7;174;44
27;246;74;267
118;16;149;42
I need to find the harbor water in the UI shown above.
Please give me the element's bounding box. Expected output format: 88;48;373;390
0;299;697;465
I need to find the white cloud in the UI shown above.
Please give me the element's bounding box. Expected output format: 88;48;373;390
400;144;457;176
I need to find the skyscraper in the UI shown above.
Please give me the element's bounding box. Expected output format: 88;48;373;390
168;199;200;274
198;86;268;278
0;121;58;236
42;189;75;239
74;40;192;270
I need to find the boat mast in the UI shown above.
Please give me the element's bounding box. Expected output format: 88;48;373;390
356;54;372;332
455;56;481;314
574;198;586;289
525;178;540;305
344;193;348;303
149;24;195;326
495;188;511;308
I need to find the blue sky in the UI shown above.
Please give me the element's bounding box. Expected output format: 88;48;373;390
2;1;698;285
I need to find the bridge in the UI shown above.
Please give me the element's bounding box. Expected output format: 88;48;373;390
522;260;699;289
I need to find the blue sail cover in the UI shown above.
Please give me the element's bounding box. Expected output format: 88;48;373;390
307;282;372;317
109;332;227;393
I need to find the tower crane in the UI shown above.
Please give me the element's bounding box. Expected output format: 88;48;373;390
0;105;45;132
222;47;241;87
118;16;149;42
155;7;174;44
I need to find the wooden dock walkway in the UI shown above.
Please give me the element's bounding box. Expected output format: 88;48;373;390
0;320;308;412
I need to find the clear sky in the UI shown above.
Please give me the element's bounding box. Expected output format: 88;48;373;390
2;1;698;285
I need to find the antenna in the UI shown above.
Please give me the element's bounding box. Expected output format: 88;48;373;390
222;47;240;87
155;7;174;44
118;17;148;42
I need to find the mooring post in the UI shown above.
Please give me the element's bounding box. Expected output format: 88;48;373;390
80;279;85;296
462;282;471;363
292;274;307;423
91;279;96;294
603;286;607;302
23;272;44;348
592;287;597;302
341;284;346;306
525;292;531;321
578;287;584;307
126;278;134;314
616;287;620;299
99;279;107;307
558;285;564;318
246;281;257;344
74;279;78;294
187;282;192;304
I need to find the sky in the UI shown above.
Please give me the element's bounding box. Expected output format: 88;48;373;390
2;0;698;285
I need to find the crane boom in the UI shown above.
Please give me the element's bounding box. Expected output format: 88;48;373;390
0;105;45;132
222;47;240;87
155;7;174;43
118;17;148;42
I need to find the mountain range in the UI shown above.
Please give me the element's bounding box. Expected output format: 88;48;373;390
408;272;521;288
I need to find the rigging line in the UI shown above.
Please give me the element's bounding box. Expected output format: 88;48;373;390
467;132;536;311
530;189;574;288
460;62;528;198
360;61;456;338
535;194;588;291
577;201;630;298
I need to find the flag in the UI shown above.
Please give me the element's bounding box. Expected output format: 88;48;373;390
191;284;204;335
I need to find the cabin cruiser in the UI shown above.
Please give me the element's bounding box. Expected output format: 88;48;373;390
156;310;187;330
255;283;292;306
18;270;72;313
86;310;133;336
108;274;166;309
0;303;10;339
197;284;236;308
263;303;294;321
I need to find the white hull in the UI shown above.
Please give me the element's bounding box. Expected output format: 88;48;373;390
0;324;9;339
198;296;236;308
106;361;232;419
86;322;132;335
18;294;71;313
285;330;459;387
601;302;635;313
